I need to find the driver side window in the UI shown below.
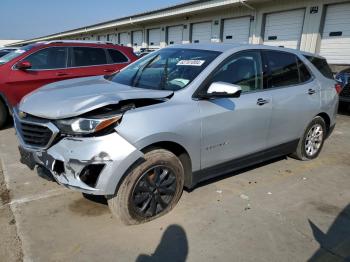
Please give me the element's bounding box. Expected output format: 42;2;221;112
23;47;68;70
211;51;262;93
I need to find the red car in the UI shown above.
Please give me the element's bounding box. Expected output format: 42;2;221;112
0;40;138;128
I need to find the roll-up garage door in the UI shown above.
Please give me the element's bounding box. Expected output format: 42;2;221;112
168;25;183;45
223;17;251;44
119;32;129;46
264;9;305;49
192;22;212;43
148;28;161;48
132;31;143;47
320;3;350;65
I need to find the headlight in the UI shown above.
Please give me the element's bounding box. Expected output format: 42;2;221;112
56;114;122;135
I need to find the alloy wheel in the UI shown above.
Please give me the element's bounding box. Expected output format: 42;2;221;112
305;123;324;157
131;165;177;218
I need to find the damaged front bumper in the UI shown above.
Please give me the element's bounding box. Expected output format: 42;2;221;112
19;133;143;195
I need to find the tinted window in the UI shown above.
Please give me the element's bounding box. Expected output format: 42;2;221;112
264;51;299;88
298;59;312;83
107;49;128;63
305;56;333;79
112;48;220;91
0;45;34;65
72;47;107;66
24;47;68;70
0;50;10;58
211;51;262;93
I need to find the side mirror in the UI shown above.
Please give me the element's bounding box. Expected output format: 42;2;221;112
15;61;32;70
205;82;242;98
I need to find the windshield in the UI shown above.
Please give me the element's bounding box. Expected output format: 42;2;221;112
0;45;34;65
112;48;220;91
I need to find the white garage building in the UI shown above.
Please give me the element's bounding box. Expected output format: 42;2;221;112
8;0;350;70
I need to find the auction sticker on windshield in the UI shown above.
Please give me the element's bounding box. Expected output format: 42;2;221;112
177;60;205;66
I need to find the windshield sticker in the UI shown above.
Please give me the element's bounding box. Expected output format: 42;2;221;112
177;60;205;66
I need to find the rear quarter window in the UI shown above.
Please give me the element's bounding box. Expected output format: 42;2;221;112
305;55;334;79
107;49;128;63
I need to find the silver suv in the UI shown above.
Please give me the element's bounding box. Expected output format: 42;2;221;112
14;44;338;224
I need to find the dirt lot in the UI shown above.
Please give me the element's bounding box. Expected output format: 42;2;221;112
1;107;350;262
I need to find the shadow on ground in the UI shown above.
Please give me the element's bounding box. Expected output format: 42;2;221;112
136;224;188;262
338;103;350;116
308;204;350;261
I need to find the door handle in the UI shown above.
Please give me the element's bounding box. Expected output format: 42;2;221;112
308;89;316;95
56;72;69;76
257;98;269;106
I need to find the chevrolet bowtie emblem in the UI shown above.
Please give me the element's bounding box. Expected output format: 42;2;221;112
18;111;27;119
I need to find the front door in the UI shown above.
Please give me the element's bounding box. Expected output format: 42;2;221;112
199;50;272;169
7;46;70;104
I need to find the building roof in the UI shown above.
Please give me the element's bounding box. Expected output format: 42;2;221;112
8;0;245;46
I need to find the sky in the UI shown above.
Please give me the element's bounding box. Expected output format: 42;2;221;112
1;0;188;40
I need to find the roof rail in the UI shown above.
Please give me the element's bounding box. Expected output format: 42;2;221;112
37;40;116;45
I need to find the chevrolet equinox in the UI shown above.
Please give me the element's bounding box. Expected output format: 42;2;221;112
14;44;338;224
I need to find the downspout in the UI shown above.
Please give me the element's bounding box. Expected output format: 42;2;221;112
239;0;257;44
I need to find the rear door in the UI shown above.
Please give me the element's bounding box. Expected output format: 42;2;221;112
263;50;321;148
7;46;70;104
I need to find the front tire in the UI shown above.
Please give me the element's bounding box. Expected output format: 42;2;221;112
292;116;326;161
0;100;9;129
107;149;184;225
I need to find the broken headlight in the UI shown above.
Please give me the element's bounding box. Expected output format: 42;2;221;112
55;114;122;135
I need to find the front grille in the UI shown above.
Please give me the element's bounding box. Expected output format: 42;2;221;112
340;85;350;98
20;122;53;148
14;110;59;149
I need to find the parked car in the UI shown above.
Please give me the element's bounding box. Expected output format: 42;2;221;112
135;47;158;57
14;44;339;225
335;67;350;104
0;40;138;128
0;47;19;58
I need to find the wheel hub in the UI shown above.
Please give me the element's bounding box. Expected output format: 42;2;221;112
305;123;324;157
131;165;177;218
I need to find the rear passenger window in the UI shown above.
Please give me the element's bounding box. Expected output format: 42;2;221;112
107;49;128;63
305;56;334;79
264;51;299;88
298;59;312;83
72;47;107;67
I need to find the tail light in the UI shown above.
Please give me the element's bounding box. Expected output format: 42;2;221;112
335;83;343;94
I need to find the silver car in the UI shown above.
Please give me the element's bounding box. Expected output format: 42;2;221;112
14;44;338;224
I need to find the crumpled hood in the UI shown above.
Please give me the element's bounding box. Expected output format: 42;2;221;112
19;76;173;119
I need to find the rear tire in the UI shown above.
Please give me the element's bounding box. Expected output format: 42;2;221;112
291;116;326;161
0;100;8;129
107;149;184;225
